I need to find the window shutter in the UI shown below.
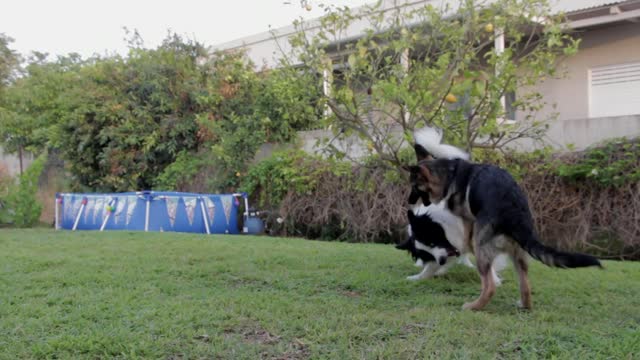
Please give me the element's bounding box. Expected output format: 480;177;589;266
589;62;640;118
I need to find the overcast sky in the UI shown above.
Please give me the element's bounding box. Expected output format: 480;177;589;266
2;0;371;59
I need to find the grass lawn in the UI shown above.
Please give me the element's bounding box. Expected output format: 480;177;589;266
0;229;638;359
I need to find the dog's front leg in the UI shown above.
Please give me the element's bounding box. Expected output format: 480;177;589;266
458;253;475;268
407;262;439;281
434;257;457;276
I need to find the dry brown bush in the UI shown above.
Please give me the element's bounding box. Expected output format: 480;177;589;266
523;175;639;259
271;167;409;243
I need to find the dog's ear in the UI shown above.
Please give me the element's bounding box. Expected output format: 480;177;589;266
417;163;437;184
408;165;421;174
420;192;431;207
414;144;433;161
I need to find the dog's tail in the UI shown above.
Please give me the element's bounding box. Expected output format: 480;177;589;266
513;228;602;269
414;126;470;160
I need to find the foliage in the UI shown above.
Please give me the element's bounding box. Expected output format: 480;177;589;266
241;150;406;242
1;35;322;193
2;153;47;227
283;0;579;170
554;138;640;187
0;33;21;89
239;149;349;208
1;230;637;359
153;150;216;191
51;34;207;191
198;52;322;190
0;164;13;224
0;53;81;156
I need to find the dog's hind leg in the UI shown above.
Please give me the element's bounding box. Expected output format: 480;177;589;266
490;266;502;287
512;248;532;309
462;263;496;310
462;224;498;311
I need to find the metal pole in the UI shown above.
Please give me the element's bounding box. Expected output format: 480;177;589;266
100;199;114;231
54;195;60;230
199;197;210;235
72;197;86;231
243;196;249;234
144;195;150;232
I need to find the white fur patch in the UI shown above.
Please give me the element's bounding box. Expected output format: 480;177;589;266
418;203;466;251
413;126;470;160
407;262;438;280
414;241;449;263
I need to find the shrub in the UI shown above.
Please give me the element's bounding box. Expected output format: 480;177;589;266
154;150;213;192
3;153;47;227
240;150;406;243
236;138;640;258
0;164;14;225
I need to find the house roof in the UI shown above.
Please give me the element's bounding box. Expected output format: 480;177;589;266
553;0;627;13
211;0;640;67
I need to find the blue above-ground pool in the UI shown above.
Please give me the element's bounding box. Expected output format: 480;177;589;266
55;191;249;234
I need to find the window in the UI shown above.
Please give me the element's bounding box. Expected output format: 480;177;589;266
589;62;640;118
505;90;516;121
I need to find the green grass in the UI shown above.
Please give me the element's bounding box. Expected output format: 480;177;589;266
0;230;638;359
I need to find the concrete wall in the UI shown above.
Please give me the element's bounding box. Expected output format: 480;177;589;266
544;114;640;149
517;21;640;149
255;128;377;161
0;146;33;177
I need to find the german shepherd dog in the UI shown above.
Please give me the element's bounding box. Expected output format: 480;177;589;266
409;154;602;310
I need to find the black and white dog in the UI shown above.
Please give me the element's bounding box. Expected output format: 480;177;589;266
396;127;504;283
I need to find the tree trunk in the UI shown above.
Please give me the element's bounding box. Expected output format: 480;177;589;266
18;145;23;175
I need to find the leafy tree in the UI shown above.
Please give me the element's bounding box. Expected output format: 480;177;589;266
0;33;21;89
1;43;67;174
192;51;322;190
283;0;579;168
0;53;82;158
53;34;208;191
1;32;321;192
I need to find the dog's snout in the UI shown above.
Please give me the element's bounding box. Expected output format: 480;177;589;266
438;256;447;266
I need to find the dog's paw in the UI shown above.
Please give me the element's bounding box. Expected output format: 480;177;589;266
434;269;449;277
462;301;484;311
516;299;532;310
460;256;475;268
406;274;423;281
462;302;477;311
